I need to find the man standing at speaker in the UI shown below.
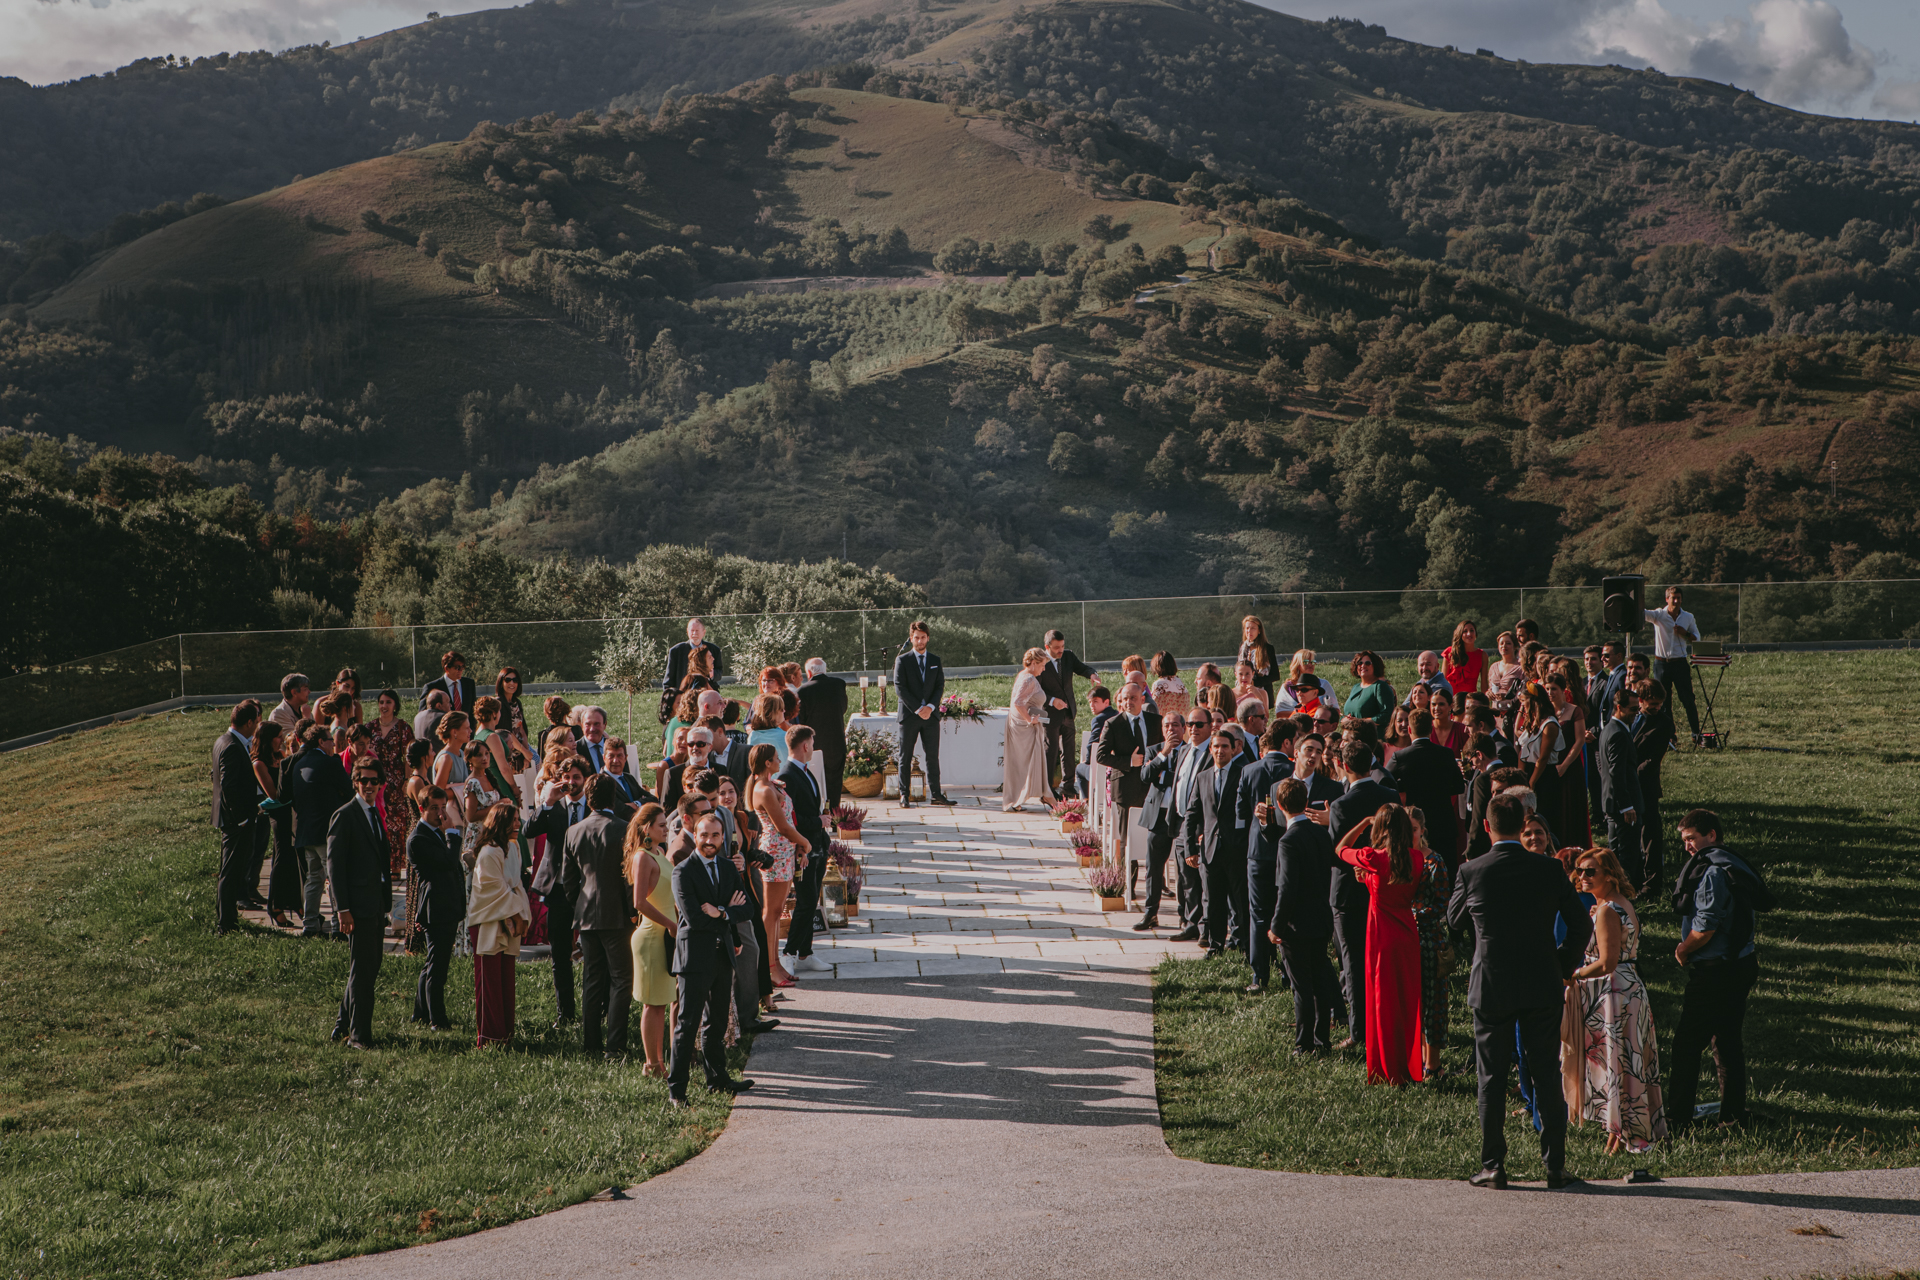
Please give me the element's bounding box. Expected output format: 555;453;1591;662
1037;628;1100;799
894;622;953;807
1644;586;1702;744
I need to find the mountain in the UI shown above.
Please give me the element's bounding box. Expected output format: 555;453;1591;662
5;0;1920;672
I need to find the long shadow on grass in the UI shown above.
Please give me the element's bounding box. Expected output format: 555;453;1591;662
1572;1183;1920;1216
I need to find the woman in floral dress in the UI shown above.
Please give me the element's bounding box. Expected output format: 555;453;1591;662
1568;847;1667;1153
370;690;415;876
1406;807;1454;1082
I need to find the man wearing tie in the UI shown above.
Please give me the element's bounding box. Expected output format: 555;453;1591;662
1165;710;1214;943
779;725;835;975
575;706;611;775
1195;729;1250;957
1133;714;1192;933
662;618;723;696
422;651;476;716
407;789;464;1031
211;699;263;935
524;758;592;1026
892;622;952;807
667;814;757;1105
329;763;394;1049
1037;628;1100;799
1095;684;1162;876
561;775;636;1059
601;737;656;812
1237;724;1294;992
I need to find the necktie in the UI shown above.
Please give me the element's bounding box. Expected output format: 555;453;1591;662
1133;715;1143;746
919;654;928;681
450;682;461;710
571;800;584;824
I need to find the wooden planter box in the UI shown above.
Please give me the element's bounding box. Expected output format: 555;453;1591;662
1094;893;1125;912
834;825;863;842
1075;852;1098;867
844;900;859;918
1059;818;1083;835
843;773;884;799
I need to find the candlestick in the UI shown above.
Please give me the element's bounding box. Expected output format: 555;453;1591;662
859;675;870;714
877;674;887;715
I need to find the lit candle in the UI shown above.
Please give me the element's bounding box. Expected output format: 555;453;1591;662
860;676;870;688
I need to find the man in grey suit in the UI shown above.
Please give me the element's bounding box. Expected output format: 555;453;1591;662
562;775;635;1058
1195;729;1250;956
1133;712;1192;933
1598;686;1645;891
668;814;757;1105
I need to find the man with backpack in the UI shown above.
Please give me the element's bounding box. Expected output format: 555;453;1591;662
1669;808;1775;1133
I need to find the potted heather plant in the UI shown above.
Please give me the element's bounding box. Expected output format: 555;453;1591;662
1052;797;1087;835
1087;863;1126;912
830;843;864;916
831;803;866;842
1070;830;1101;866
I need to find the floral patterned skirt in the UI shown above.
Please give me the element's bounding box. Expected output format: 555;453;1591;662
1571;963;1668;1149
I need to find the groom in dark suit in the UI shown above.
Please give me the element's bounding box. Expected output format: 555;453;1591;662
1037;628;1099;798
1265;777;1339;1052
893;621;952;806
1448;793;1592;1189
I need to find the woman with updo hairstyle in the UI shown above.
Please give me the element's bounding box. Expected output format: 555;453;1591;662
1567;846;1668;1153
625;802;675;1077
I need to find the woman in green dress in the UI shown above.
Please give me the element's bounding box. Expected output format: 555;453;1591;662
625;803;675;1079
1343;649;1397;733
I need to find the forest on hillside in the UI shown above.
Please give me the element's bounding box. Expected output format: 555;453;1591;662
5;2;1920;671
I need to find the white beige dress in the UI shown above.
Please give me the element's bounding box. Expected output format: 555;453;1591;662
1002;671;1054;811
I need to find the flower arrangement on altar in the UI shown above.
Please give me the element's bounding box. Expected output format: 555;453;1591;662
938;691;987;723
843;727;896;778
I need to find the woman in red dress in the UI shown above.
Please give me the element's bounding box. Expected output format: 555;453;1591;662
1442;619;1488;697
1335;804;1426;1085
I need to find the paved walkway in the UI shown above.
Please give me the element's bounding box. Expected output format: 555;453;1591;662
283;790;1920;1280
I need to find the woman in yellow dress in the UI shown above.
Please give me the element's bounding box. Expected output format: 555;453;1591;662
625;803;675;1078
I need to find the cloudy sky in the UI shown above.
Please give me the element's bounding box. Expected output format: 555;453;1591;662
3;0;1917;120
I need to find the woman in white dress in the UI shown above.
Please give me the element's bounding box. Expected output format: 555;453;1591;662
1003;648;1055;812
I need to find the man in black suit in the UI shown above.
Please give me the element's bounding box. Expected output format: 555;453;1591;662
662;618;723;694
285;723;352;938
563;775;636;1058
1447;793;1593;1189
1037;628;1100;798
1134;712;1194;933
1096;682;1162;831
574;705;612;776
1327;737;1399;1049
699;709;754;799
329;762;394;1049
407;790;465;1030
893;621;952;806
1265;777;1340;1054
796;658;849;809
1195;729;1249;956
1631;676;1674;890
524;755;591;1025
1585;640;1627;829
1236;724;1293;992
1599;685;1646;890
1387;710;1465;868
421;650;477;717
211;699;263;934
667;813;757;1104
779;726;834;974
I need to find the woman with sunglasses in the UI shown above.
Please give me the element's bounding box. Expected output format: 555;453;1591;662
1567;847;1668;1153
1343;650;1395;733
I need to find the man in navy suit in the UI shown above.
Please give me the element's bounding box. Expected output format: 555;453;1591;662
285;723;352;939
1265;777;1340;1053
779;725;833;974
328;762;393;1048
667;813;757;1105
406;790;465;1030
1448;793;1593;1189
1598;685;1645;889
662;617;724;695
211;699;263;934
1236;724;1293;991
1195;729;1250;956
892;621;952;806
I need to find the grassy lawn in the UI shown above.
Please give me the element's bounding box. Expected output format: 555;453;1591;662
1153;649;1920;1181
0;705;744;1279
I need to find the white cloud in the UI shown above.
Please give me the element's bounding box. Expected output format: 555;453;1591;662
1582;0;1875;109
0;0;494;85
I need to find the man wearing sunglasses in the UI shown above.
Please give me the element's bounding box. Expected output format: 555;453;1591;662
328;765;393;1050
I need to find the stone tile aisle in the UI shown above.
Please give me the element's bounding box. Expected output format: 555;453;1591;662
815;787;1177;979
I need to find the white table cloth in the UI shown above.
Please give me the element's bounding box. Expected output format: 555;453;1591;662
845;710;1008;788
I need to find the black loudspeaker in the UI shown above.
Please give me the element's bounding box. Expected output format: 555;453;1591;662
1601;575;1646;633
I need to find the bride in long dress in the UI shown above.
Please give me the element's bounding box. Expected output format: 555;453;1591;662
1003;647;1055;812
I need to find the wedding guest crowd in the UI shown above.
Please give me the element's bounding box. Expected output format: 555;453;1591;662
204;604;1767;1158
